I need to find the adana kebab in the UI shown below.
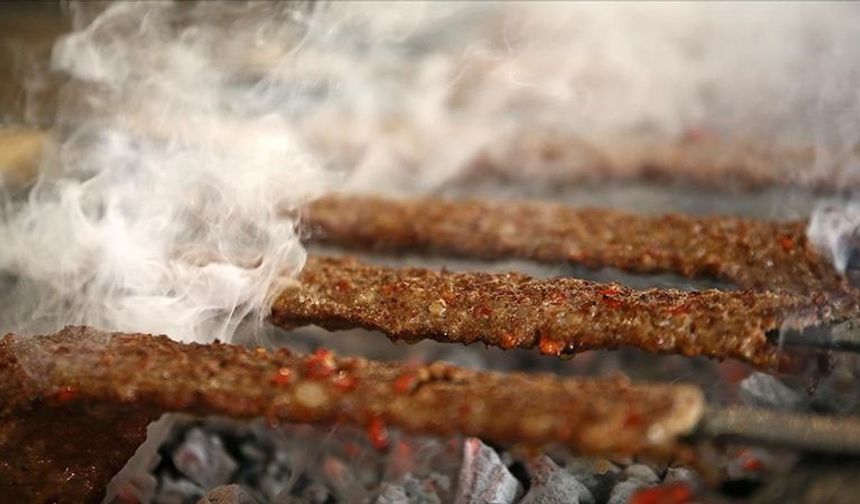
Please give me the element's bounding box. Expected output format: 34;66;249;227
271;256;853;370
7;328;860;503
459;131;846;192
305;194;851;294
1;129;855;192
0;327;704;503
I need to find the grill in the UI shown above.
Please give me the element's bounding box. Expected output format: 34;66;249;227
3;3;860;504
3;192;860;503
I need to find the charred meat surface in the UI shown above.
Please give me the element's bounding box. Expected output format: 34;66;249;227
271;256;845;370
0;330;160;504
305;194;850;294
0;327;705;501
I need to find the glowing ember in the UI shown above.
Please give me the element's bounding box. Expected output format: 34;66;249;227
52;385;77;404
393;372;418;395
304;348;336;379
331;371;358;392
538;334;565;356
367;417;390;451
630;482;695;504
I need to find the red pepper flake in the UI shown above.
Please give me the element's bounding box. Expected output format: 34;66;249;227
547;290;568;304
367;416;390;451
270;367;293;387
598;285;622;296
623;412;644;429
304;348;336;379
630;482;695;504
53;385;77;403
779;236;795;252
668;304;688;315
538;334;564;355
393;372;418;395
554;422;573;441
458;402;473;417
601;297;624;309
598;285;624;308
499;332;518;349
331;370;358;391
335;279;351;292
471;305;492;317
380;283;397;296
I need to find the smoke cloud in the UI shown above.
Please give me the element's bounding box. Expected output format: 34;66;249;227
0;2;333;342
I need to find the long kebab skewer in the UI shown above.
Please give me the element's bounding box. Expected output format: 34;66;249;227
459;131;840;192
305;194;851;294
271;256;853;370
5;328;860;503
0;129;856;193
0;327;704;502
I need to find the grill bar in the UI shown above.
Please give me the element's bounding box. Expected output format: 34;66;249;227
780;319;860;353
699;406;860;455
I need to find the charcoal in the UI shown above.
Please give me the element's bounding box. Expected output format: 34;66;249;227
520;456;594;504
663;467;697;485
622;463;660;484
740;373;805;411
323;455;372;502
275;482;333;504
807;362;860;415
399;474;444;504
155;475;205;504
173;427;238;489
377;483;409;503
108;474;159;504
197;484;258;504
607;480;650;504
562;458;622;501
454;438;523;504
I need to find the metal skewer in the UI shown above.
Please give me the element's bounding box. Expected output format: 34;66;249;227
776;319;860;353
696;406;860;455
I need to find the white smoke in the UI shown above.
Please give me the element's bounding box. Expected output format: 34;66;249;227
278;3;860;193
0;2;334;342
808;201;860;273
